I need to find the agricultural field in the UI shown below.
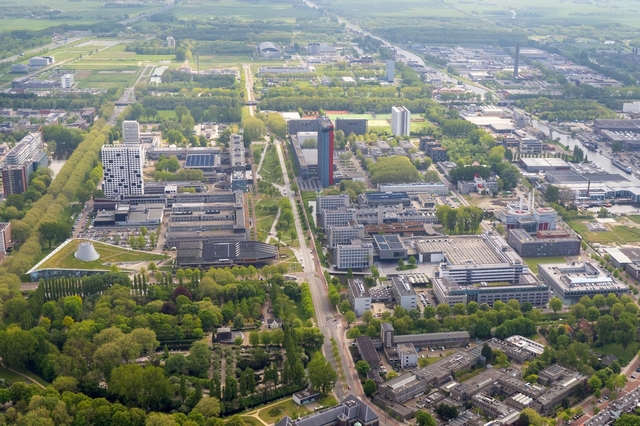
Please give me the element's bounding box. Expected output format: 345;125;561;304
330;0;640;28
172;0;320;21
0;0;163;30
35;239;167;272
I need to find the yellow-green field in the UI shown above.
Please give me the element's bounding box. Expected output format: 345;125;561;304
37;239;167;271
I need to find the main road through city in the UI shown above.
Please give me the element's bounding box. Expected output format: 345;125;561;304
244;65;401;422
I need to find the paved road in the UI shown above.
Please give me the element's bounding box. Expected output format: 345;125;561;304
244;64;256;117
575;353;640;425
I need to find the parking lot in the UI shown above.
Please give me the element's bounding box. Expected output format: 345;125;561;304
76;223;159;251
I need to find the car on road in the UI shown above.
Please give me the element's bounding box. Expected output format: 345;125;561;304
604;396;609;400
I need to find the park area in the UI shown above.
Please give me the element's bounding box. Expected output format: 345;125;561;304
35;239;167;272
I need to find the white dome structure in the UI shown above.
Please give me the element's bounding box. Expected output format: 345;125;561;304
75;242;100;262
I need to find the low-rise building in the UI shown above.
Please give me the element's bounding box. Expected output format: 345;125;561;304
378;183;448;195
358;192;411;207
507;228;581;257
381;322;470;350
292;389;321;406
538;262;629;302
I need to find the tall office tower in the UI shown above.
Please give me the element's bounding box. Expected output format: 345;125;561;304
317;117;334;187
513;43;520;79
122;120;140;144
101;143;145;199
391;106;411;136
386;60;395;82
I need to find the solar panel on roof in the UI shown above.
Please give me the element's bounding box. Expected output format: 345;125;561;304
185;154;214;167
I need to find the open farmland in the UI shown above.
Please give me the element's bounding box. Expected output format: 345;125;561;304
172;0;320;21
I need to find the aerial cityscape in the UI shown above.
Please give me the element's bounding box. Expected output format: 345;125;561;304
5;0;640;425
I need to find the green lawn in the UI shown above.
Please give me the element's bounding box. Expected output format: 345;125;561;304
0;366;27;385
36;239;167;271
571;221;640;245
593;341;640;366
0;366;48;387
523;256;568;274
257;398;311;425
260;145;283;185
255;197;279;242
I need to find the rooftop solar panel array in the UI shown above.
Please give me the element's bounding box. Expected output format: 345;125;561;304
185;154;214;168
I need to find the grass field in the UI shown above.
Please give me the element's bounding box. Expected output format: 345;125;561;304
0;366;27;385
524;256;568;274
257;399;311;425
571;221;640;245
37;239;167;271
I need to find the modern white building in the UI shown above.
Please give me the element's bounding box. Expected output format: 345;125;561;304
334;241;374;270
386;60;395;83
347;278;371;316
102;121;144;199
377;183;448;195
61;74;74;89
122;120;141;144
397;343;418;369
391;106;411;136
519;137;543;154
6;132;43;166
29;56;54;67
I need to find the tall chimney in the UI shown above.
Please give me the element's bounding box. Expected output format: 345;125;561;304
513;43;520;79
587;179;591;197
